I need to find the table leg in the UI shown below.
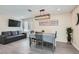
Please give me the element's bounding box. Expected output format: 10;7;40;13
41;40;43;48
29;38;31;47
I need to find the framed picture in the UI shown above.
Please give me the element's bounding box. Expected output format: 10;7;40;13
39;20;58;26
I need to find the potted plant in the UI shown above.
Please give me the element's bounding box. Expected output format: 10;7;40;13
66;27;73;44
42;30;45;32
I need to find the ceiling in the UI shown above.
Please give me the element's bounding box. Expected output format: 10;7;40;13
0;5;76;19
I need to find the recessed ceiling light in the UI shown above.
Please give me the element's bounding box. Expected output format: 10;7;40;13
28;9;32;12
57;8;61;11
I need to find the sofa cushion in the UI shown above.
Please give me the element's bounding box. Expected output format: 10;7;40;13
8;32;12;36
11;31;18;35
15;34;24;37
16;31;19;35
6;36;15;39
6;34;24;39
17;31;22;35
2;31;12;36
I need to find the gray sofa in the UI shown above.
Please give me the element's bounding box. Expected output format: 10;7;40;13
0;31;26;44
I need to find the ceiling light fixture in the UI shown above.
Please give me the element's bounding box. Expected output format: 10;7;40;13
57;8;61;11
34;9;50;20
28;9;32;12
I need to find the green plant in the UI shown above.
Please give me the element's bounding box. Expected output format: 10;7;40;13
42;30;45;32
67;27;73;33
66;27;73;43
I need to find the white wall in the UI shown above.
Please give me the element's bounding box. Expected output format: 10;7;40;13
31;13;72;42
71;6;79;50
0;15;23;35
24;6;79;51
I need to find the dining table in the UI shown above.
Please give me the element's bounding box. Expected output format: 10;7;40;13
29;32;56;50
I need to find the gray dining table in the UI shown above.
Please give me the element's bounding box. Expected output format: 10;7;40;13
29;33;56;49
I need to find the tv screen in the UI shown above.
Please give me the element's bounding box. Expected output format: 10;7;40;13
8;19;21;27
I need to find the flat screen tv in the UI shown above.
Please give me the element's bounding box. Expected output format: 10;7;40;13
8;19;21;27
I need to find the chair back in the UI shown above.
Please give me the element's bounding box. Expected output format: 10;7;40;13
35;32;43;40
43;33;55;44
55;31;57;38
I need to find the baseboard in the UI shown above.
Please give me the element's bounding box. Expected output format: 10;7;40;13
72;43;79;51
56;40;67;43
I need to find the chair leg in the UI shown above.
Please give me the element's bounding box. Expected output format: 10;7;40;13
36;40;38;48
29;38;31;47
52;44;56;53
41;41;43;48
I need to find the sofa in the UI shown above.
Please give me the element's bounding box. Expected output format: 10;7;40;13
0;31;27;44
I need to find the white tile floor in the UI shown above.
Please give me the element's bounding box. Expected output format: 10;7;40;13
0;38;79;54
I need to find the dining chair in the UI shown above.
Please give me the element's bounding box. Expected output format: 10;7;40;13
43;32;57;51
29;30;36;47
35;32;43;48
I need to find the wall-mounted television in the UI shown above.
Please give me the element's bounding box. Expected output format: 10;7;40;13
8;19;21;27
